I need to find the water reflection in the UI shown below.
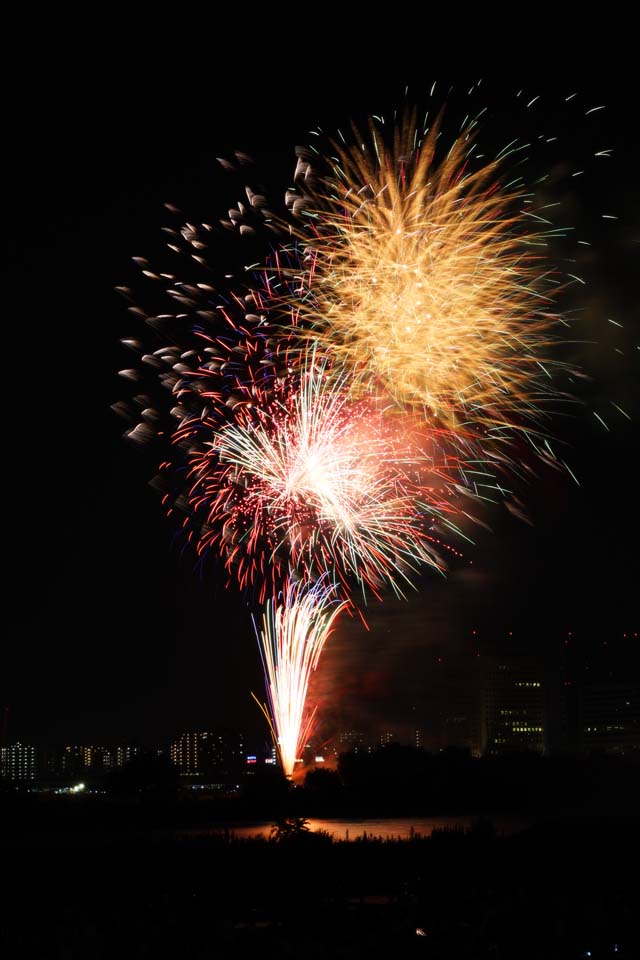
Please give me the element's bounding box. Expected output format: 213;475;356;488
200;816;528;841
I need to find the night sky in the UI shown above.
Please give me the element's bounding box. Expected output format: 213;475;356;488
3;65;638;747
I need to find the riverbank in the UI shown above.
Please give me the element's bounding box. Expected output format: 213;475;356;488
1;815;638;957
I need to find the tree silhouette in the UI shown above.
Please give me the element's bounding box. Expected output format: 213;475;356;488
270;816;310;842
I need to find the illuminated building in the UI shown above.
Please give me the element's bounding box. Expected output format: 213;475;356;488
170;731;245;776
0;742;37;781
582;683;639;756
482;659;546;755
52;744;138;777
338;730;368;754
555;632;640;755
379;730;396;747
115;745;138;767
410;703;424;749
80;746;114;770
170;733;200;774
62;745;115;773
200;731;245;772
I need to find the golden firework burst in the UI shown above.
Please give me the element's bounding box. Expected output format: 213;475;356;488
295;115;565;433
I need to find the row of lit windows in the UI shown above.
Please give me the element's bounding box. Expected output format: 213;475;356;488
170;733;246;772
585;725;626;733
62;746;136;768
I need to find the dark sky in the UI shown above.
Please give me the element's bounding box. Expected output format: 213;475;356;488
3;62;638;746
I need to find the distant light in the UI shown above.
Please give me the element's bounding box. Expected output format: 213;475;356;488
264;758;275;765
314;756;325;763
246;756;257;765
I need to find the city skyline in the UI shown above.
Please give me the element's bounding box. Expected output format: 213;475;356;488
3;626;639;744
4;646;638;770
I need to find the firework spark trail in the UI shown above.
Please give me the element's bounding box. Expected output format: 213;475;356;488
181;351;463;601
254;576;349;777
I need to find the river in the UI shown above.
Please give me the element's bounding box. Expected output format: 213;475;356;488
184;815;529;841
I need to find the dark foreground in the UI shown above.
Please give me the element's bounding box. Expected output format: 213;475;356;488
1;814;637;959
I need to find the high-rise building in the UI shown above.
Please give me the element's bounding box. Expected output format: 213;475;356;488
482;659;546;755
39;746;66;778
170;731;245;776
552;631;640;755
170;732;202;774
81;746;115;770
582;683;640;756
62;745;115;773
199;731;245;773
442;711;481;757
115;745;138;767
0;742;37;781
53;744;138;777
59;746;83;777
441;688;482;757
419;654;484;755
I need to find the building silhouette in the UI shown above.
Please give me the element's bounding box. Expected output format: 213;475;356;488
581;683;640;756
555;632;640;755
441;690;482;757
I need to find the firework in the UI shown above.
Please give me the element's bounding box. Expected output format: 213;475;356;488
180;351;462;601
118;88;603;777
254;576;349;777
285;115;571;443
